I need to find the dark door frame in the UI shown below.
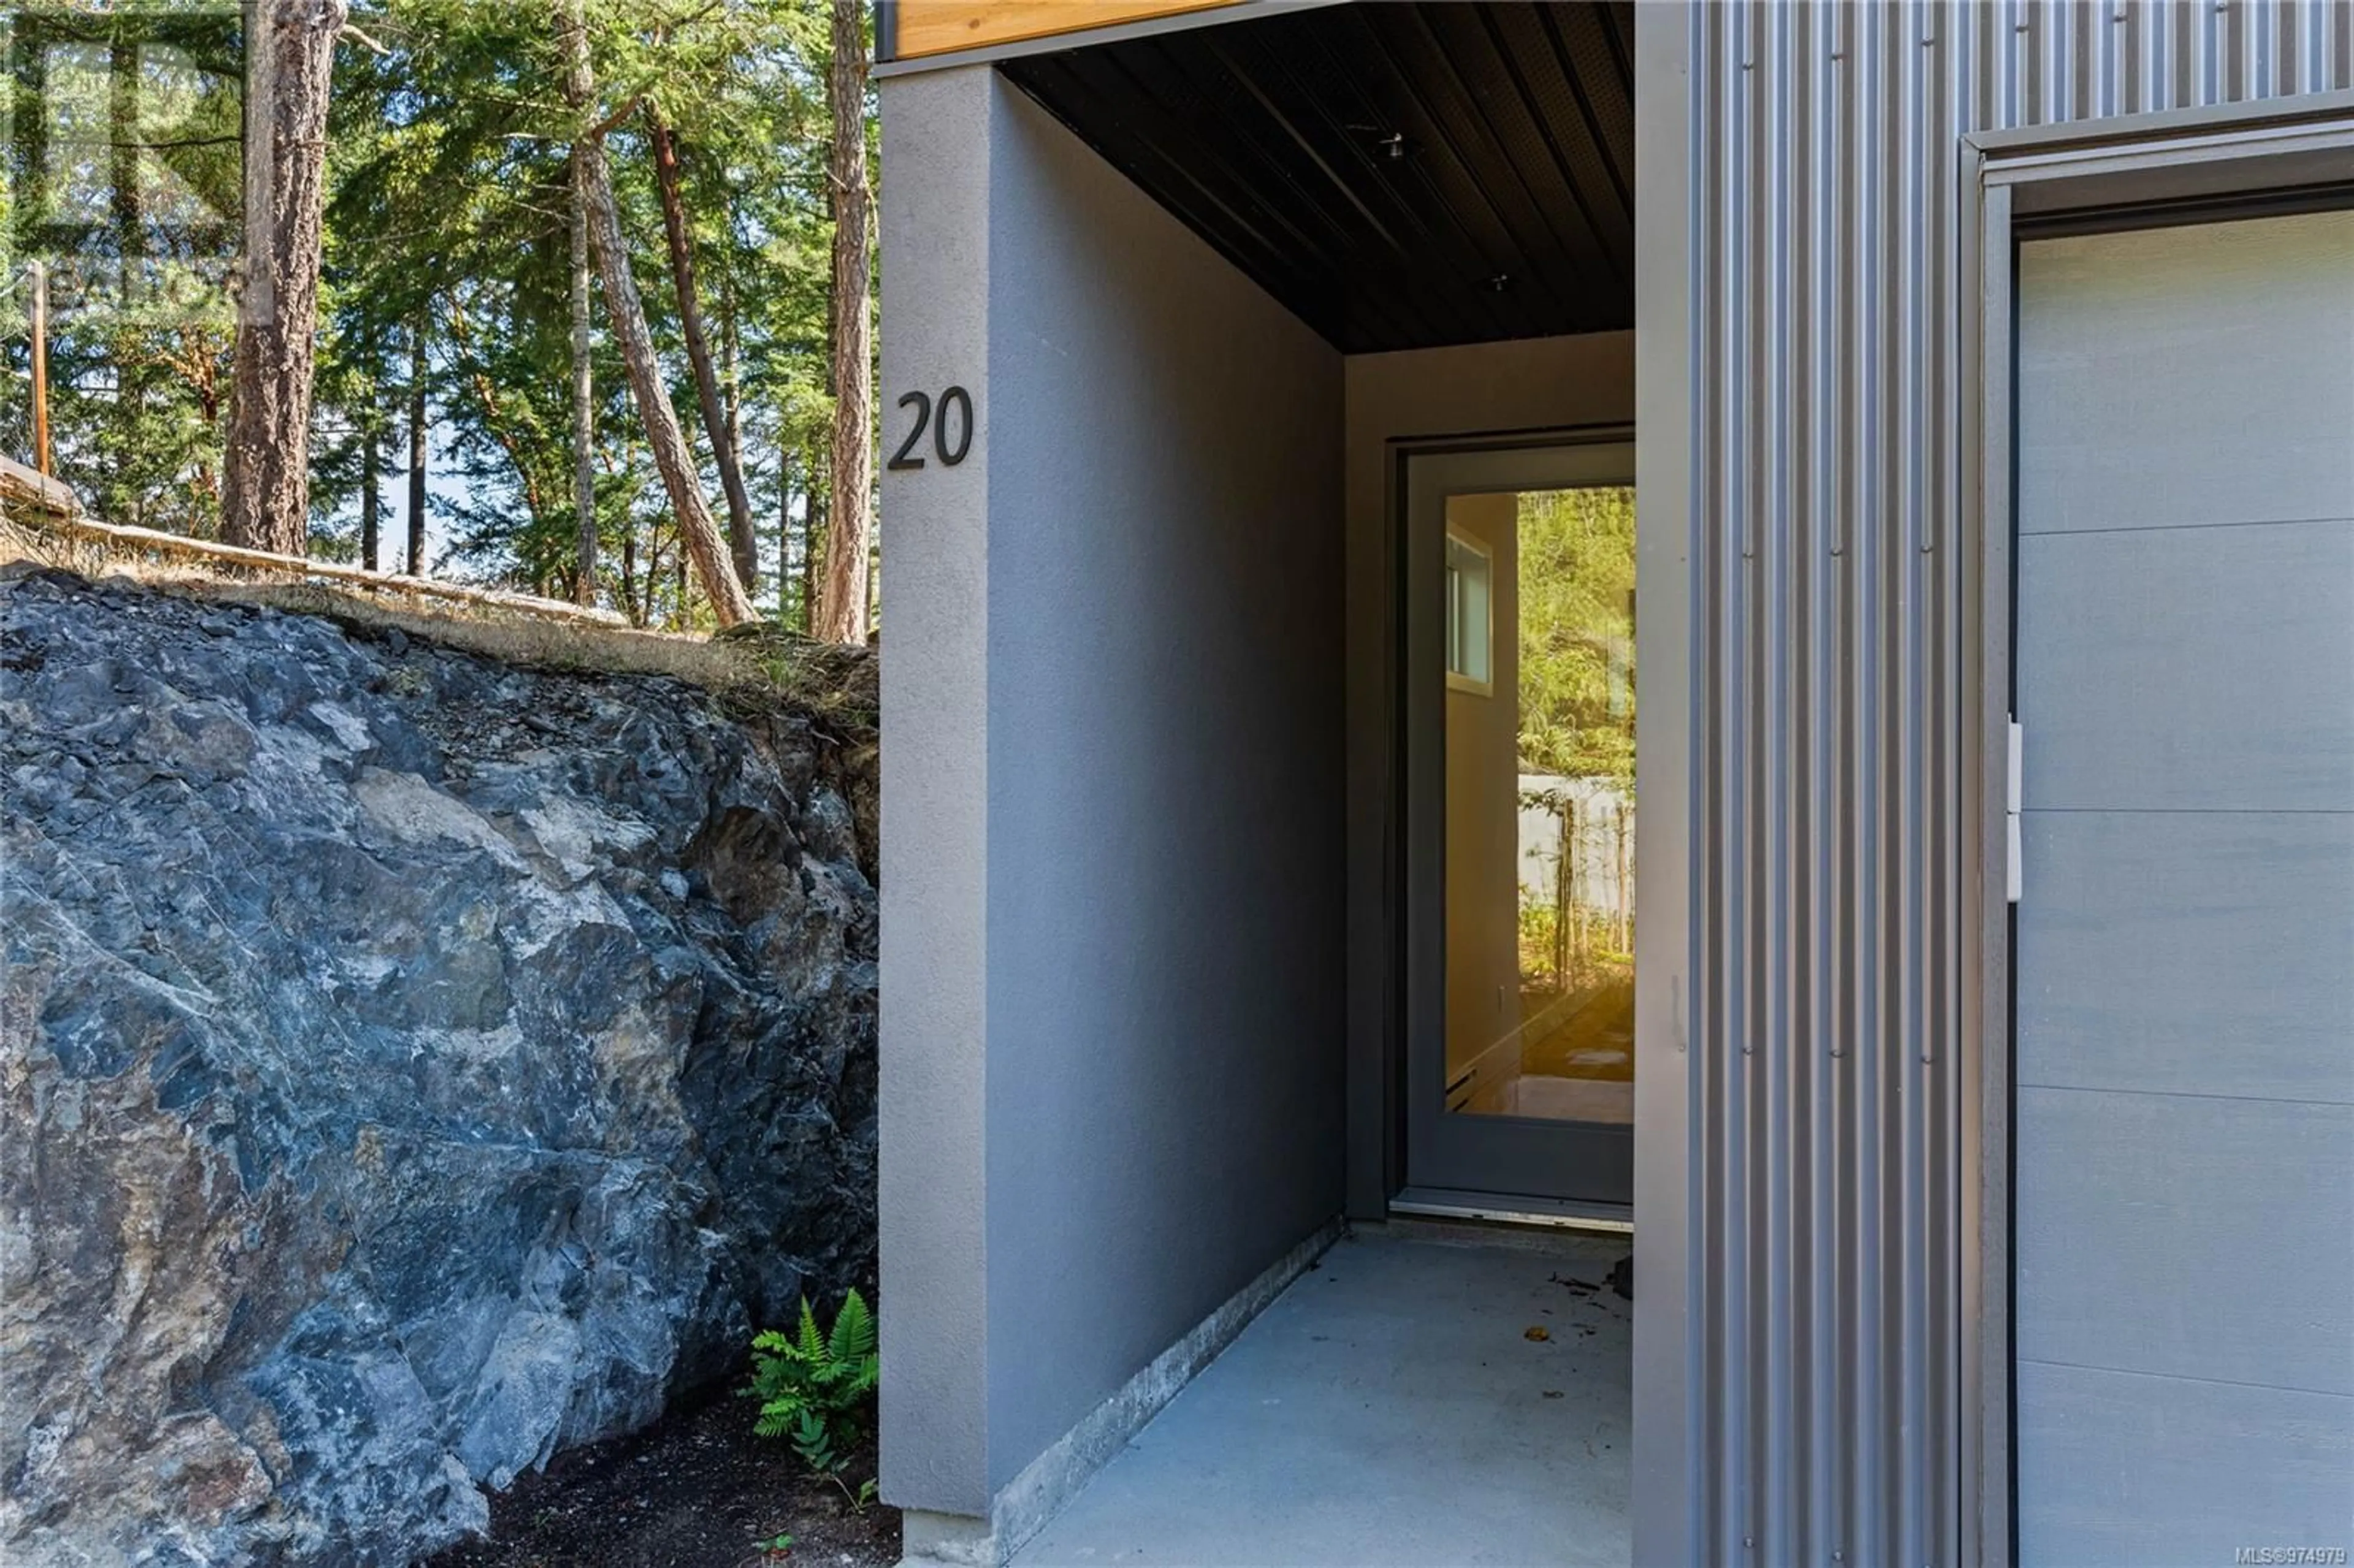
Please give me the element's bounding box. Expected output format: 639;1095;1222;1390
1370;423;1640;1225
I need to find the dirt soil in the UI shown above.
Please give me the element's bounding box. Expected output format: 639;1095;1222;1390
425;1391;899;1568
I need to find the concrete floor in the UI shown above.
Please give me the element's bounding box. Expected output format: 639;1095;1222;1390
1011;1227;1631;1568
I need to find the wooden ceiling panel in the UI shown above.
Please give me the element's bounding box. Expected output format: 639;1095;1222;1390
893;0;1239;63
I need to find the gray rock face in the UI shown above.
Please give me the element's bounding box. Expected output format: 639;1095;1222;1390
0;569;878;1567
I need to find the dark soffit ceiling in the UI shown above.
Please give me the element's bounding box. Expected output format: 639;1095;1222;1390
999;1;1636;356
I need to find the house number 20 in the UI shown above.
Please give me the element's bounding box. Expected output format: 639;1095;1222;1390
888;386;973;470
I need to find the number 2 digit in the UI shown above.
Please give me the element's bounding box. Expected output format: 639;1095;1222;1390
888;391;931;470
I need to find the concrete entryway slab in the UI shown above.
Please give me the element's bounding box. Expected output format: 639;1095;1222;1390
1011;1227;1630;1567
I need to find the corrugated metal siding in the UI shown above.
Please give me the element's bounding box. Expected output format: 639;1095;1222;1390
1681;4;2352;1566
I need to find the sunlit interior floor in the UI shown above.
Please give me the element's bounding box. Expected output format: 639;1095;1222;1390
1488;1075;1632;1123
1010;1226;1631;1568
1457;980;1636;1124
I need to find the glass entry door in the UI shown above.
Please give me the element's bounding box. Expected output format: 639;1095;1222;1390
1404;441;1636;1208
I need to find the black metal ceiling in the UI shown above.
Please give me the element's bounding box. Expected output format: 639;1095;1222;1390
999;1;1636;355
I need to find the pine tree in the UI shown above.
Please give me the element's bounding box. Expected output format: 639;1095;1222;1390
221;0;349;554
12;1;867;634
815;0;873;644
649;107;758;596
556;0;750;625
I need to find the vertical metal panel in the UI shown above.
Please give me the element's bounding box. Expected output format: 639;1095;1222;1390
1677;5;2352;1565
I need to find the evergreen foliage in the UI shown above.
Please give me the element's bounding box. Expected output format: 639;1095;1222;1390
6;1;866;628
2;9;243;534
1515;485;1638;785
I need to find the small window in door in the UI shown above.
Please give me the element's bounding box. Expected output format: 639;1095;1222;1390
1446;528;1493;695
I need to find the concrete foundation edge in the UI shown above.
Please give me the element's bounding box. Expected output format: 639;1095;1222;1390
897;1216;1347;1566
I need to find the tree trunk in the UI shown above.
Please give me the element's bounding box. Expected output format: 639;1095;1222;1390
647;110;758;596
802;442;826;636
557;0;752;628
1613;809;1630;953
721;268;745;479
775;446;793;617
815;0;874;644
722;270;753;592
220;0;348;555
405;323;427;574
620;509;640;626
360;417;379;570
112;36;142;300
569;143;598;606
110;33;145;518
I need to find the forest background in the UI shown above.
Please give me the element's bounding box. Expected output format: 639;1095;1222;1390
1;0;878;637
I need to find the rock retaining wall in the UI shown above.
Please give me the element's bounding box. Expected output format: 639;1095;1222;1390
0;568;879;1567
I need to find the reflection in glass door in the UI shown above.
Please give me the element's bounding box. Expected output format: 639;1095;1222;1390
1406;443;1636;1208
1446;485;1635;1125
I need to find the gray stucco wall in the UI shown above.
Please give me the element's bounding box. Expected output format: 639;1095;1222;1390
879;65;994;1522
982;74;1347;1491
880;64;1347;1525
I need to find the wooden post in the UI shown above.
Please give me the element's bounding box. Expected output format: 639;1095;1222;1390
29;260;51;477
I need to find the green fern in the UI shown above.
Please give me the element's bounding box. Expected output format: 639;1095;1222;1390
745;1289;880;1479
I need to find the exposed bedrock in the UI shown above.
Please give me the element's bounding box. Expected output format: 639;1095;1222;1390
0;569;878;1566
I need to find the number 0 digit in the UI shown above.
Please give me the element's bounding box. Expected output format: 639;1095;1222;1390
935;386;973;465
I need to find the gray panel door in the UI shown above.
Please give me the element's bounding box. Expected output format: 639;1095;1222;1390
2014;208;2354;1565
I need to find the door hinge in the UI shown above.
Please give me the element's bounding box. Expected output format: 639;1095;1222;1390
2006;716;2024;905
